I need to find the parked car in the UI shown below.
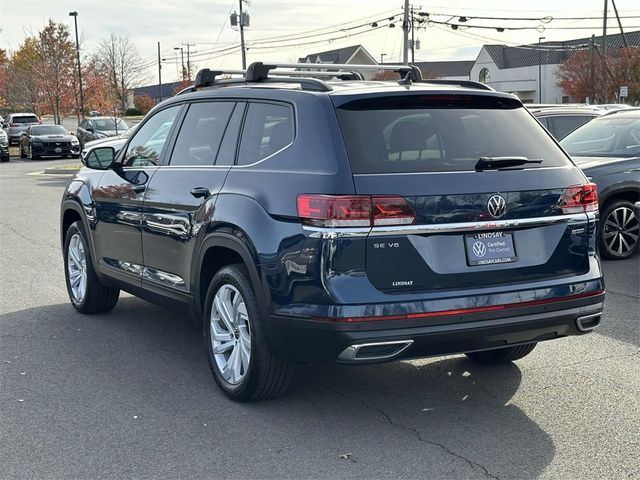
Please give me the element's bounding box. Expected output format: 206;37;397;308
0;129;9;162
19;125;80;160
60;63;605;401
2;112;41;145
593;104;632;111
528;106;602;140
76;116;130;146
80;128;134;163
560;108;640;259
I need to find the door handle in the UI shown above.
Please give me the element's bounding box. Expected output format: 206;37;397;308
132;184;146;194
190;187;211;199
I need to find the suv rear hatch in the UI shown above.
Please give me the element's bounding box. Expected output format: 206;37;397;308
332;91;596;293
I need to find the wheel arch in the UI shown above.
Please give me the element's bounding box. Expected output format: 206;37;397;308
600;188;640;208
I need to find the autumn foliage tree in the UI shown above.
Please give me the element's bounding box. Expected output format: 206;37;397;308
557;47;640;104
133;94;155;114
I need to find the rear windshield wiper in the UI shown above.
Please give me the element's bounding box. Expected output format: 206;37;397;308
475;157;543;171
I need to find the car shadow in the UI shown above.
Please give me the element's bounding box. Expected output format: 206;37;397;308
1;297;555;478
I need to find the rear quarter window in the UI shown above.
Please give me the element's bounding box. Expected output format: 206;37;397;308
237;102;294;166
335;95;572;174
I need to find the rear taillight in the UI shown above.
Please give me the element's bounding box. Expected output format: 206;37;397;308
9;123;18;127
297;195;415;228
560;183;599;214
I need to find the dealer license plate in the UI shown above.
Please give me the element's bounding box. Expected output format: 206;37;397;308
465;231;518;266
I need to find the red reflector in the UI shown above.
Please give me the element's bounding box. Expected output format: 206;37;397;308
297;195;415;228
9;123;18;127
560;183;598;214
314;289;605;322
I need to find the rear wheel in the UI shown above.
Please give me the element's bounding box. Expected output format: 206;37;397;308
63;221;119;314
599;200;639;260
465;343;536;364
204;264;294;401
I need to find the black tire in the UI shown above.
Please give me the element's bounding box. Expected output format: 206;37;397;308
465;343;536;364
0;156;8;163
63;221;119;314
28;145;39;160
599;200;640;260
20;146;26;159
204;264;295;402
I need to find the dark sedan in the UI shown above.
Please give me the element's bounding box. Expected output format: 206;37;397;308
19;125;81;160
560;108;640;259
76;117;130;147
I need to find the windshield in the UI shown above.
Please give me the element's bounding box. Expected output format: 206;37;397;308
12;115;39;124
336;96;571;173
31;125;67;135
560;115;640;158
94;118;129;131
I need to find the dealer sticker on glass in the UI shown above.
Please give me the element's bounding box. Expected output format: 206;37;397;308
464;231;518;266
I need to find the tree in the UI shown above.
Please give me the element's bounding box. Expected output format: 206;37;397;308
133;94;155;114
96;35;147;112
371;70;400;80
557;47;640;104
0;48;8;108
34;20;76;124
81;55;116;114
6;38;42;113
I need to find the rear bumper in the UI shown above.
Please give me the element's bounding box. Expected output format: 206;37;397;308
267;287;605;363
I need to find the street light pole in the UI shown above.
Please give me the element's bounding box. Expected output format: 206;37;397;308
538;36;546;103
174;47;185;80
69;11;84;121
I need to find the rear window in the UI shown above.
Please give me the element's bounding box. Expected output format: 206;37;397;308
335;95;571;173
12;115;39;124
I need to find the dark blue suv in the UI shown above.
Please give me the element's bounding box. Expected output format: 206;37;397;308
60;63;605;401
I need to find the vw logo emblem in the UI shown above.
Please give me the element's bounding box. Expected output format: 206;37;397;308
472;241;487;257
487;194;507;218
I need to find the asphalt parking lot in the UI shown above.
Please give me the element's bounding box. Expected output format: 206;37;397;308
1;157;638;479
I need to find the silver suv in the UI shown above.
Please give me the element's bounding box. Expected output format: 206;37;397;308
2;113;41;145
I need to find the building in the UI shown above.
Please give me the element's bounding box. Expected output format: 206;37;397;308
471;30;640;103
414;60;474;80
127;81;185;109
298;45;378;79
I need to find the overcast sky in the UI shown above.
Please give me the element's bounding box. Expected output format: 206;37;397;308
2;0;640;84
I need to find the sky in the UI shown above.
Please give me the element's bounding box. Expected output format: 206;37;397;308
1;0;640;85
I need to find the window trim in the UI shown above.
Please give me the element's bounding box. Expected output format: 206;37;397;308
234;100;297;168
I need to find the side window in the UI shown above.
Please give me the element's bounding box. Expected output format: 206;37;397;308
123;105;180;167
537;116;549;129
237;102;294;166
169;102;235;166
549;115;588;140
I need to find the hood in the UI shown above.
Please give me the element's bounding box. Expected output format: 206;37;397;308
84;134;128;149
32;134;77;143
571;155;640;171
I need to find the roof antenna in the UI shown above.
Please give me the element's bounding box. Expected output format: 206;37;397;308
398;71;413;86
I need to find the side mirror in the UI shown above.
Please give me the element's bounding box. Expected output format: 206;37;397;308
86;126;94;133
85;146;115;170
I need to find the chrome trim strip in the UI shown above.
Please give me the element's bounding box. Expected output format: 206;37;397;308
338;340;414;362
303;213;593;238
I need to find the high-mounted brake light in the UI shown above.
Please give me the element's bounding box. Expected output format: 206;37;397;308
297;194;415;228
560;183;598;214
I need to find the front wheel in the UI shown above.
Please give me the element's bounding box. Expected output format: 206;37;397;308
64;221;119;314
28;145;39;160
599;200;640;260
204;264;294;401
465;343;536;364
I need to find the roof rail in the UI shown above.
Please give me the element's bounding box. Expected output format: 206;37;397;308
248;62;423;82
417;79;494;91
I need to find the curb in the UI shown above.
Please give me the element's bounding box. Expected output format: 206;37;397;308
42;167;81;175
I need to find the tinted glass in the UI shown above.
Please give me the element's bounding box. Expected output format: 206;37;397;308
123;106;180;167
561;115;640;157
238;103;294;165
31;125;67;135
170;102;235;166
336;96;571;173
548;115;590;140
94;118;129;131
12;115;38;124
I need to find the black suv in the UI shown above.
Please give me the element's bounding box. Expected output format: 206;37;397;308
60;63;605;401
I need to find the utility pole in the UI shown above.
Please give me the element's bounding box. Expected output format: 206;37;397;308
590;35;596;103
182;43;195;81
238;0;247;69
411;6;416;64
602;0;608;102
157;42;162;103
402;0;410;65
611;0;629;48
68;11;84;121
538;36;546;103
174;47;185;80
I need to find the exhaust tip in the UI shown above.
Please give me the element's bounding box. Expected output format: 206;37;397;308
338;340;414;362
576;312;602;331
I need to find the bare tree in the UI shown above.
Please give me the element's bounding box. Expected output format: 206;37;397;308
96;34;147;112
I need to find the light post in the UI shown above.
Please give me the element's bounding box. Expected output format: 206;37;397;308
174;47;185;80
538;36;546;103
69;11;84;120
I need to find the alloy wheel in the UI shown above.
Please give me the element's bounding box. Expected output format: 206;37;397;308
603;206;639;256
67;233;87;303
210;284;251;385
